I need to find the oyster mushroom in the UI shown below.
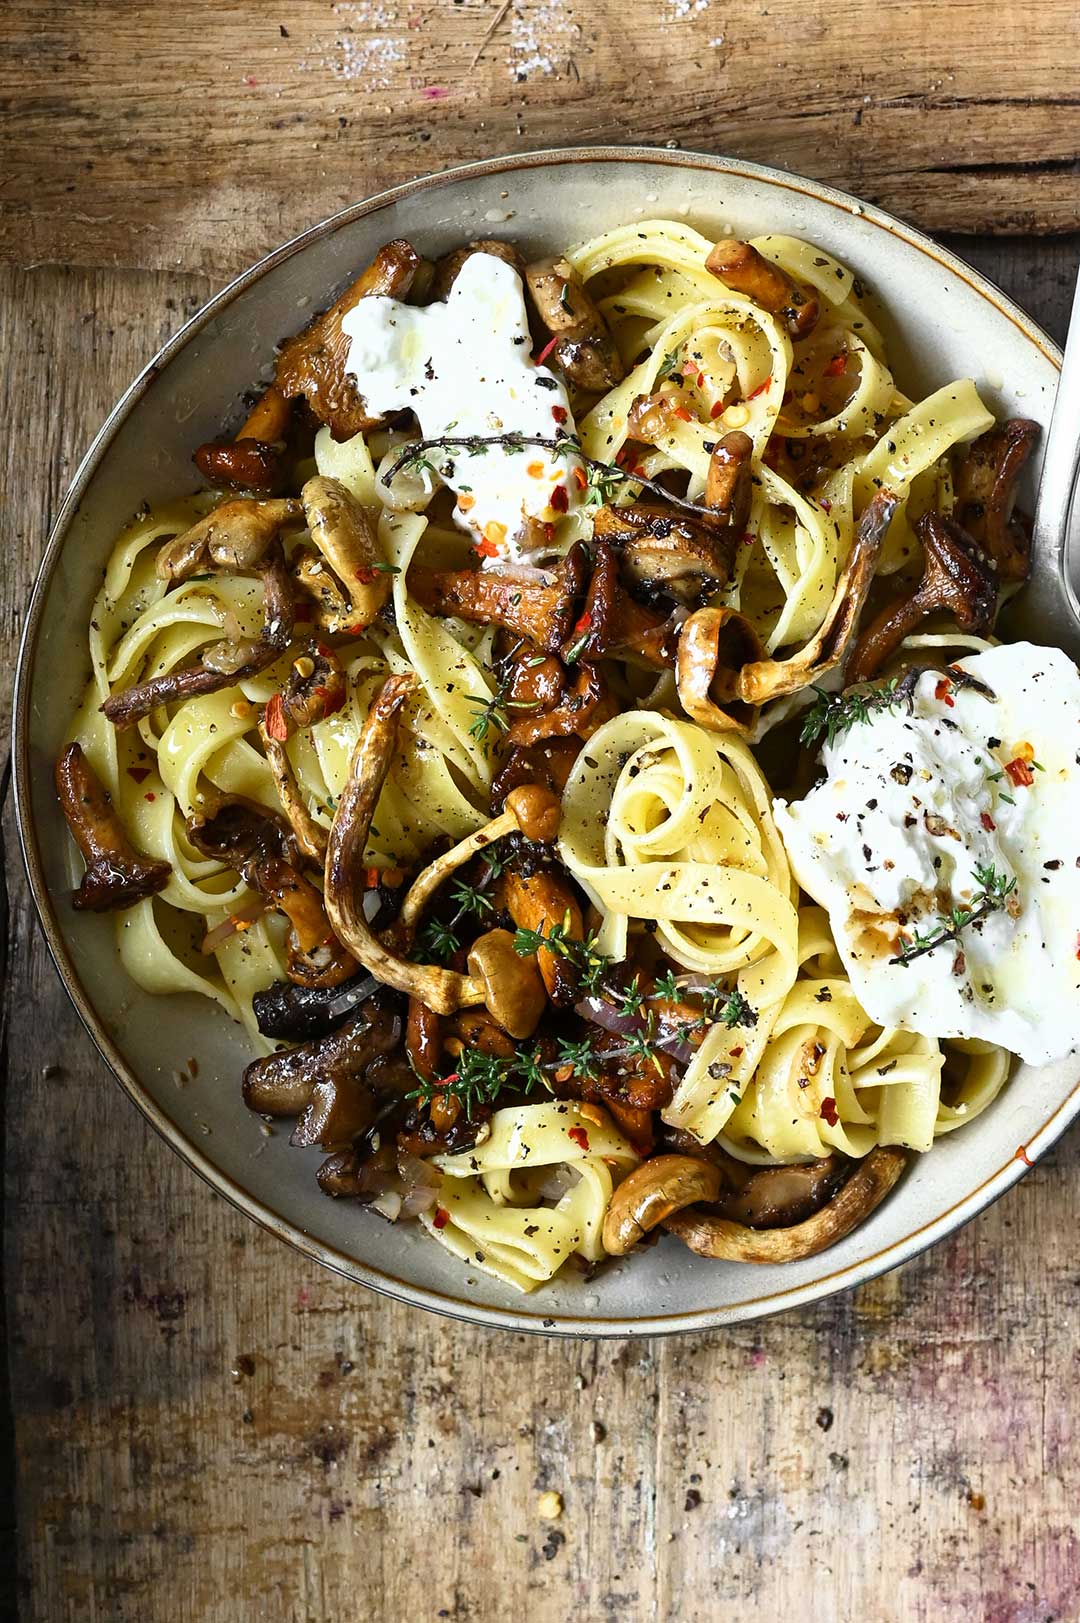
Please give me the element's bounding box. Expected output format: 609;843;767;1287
602;1155;725;1256
953;417;1040;583
663;1146;908;1262
102;538;296;729
274;238;421;439
296;475;393;634
847;509;998;684
706;239;820;340
675;488;898;727
524;255;625;391
55;743;171;911
323;673;487;1015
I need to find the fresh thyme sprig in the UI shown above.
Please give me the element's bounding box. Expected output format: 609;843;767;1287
407;1046;544;1120
384;433;721;524
417;917;461;964
891;862;1018;967
466;680;540;746
800;677;910;748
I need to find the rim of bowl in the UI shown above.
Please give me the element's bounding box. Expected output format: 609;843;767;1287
12;143;1073;1338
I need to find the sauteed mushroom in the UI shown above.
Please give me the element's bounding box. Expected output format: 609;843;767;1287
259;643;347;860
525;256;625;391
847;510;998;684
156;496;303;581
291;1074;378;1150
491;739;581;809
602;1155;725;1255
433;239;523;300
193;387;294;495
102;539;296;729
252;972;380;1041
466;929;547;1038
409;544;590;655
593;504;734;602
500;867;584;1005
706;239;820;340
558;542;680;668
324;674;488;1015
55;743;171;911
721;1157;848;1227
676;488;898;725
406;997;442;1081
664;1146;907;1262
296;475;393;634
953;418;1039;582
504;663;613;748
274;239;421;439
241;1003;399;1117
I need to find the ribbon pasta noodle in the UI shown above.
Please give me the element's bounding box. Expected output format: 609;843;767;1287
56;214;1039;1297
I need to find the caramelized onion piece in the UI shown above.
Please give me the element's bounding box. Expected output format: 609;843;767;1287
664;1146;907;1261
55;744;171;911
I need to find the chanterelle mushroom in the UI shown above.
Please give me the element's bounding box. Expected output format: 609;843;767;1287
260;643;348;860
524;256;625;392
296;475;393;634
602;1155;725;1256
953;417;1040;583
55;743;171;911
706;239;820;340
193;386;295;496
274;239;421;439
847;509;998;684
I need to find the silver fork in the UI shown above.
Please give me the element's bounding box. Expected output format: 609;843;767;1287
1021;267;1080;653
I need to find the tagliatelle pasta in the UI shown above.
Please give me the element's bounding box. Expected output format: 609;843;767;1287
57;217;1045;1297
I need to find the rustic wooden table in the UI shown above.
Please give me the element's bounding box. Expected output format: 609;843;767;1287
2;3;1079;1619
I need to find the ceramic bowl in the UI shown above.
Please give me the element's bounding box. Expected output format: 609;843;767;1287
14;147;1076;1336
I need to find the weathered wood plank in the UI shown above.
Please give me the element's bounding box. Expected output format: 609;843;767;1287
0;0;1078;280
3;232;1080;1623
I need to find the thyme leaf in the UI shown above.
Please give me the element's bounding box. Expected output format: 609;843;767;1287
890;862;1018;967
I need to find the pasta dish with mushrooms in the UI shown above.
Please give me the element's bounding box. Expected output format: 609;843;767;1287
57;220;1080;1293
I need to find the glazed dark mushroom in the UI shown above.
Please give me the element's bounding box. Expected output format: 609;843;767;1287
409;542;590;655
185;793;298;870
102;539;296;729
719;1157;848;1227
317;1148;369;1197
433;238;524;300
676;488;898;725
55;743;171;911
295;475;393;634
706;239;820;340
444;1008;518;1060
663;1146;908;1262
491;738;581;810
499;867;584;1005
242;1003;399;1117
705;429;755;526
274;239;421;439
602;1155;725;1255
291;1074;379;1150
252;971;381;1041
323;673;489;1014
557;542;681;668
847;510;998;684
193;386;295;496
524;255;625;391
504;662;613;748
953;418;1040;583
406;997;443;1081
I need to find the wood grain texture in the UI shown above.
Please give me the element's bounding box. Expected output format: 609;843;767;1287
3;13;1080;1612
0;0;1078;280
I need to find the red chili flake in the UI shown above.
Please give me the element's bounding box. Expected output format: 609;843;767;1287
354;565;378;585
934;677;955;708
568;1125;590;1151
536;336;559;367
980;812;996;832
322;687;346;717
820;1097;839;1127
729;1046;744;1059
671;406;693;423
710;400;725;419
614;445;631;468
347;622;368;636
631;463;648;478
550;484;569;512
264;692;288;742
144;792;156;803
473;538;500;558
433;1207;450;1229
1075;931;1080;961
819;498;832;515
551;403;568;423
746;376;772;401
1004;756;1035;788
571;465;588;491
572;611;593;636
364;867;381;889
740;531;754;547
1015;1144;1034;1168
824;353;847;377
126;766;150;784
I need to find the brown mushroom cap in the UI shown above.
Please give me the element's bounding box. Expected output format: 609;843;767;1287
602;1155;725;1256
524;255;625;391
663;1146;907;1262
241;1004;399;1118
291;1074;379;1151
953;417;1039;583
466;929;548;1039
706;239;820;340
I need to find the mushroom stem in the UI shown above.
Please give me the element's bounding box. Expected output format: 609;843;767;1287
299;476;392;634
323;673;486;1014
55;743;172;912
156;497;303;581
602;1155;725;1256
663;1146;907;1262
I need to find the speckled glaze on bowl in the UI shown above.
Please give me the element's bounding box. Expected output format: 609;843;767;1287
14;147;1077;1337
